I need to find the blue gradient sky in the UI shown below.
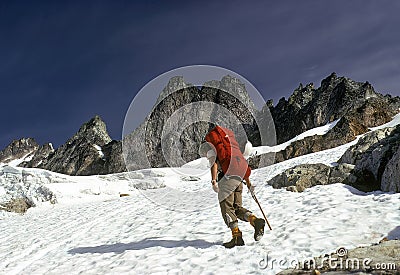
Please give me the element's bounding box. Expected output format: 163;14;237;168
1;1;399;149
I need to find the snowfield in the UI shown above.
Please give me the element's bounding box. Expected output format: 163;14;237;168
253;119;340;155
1;114;400;274
1;168;399;275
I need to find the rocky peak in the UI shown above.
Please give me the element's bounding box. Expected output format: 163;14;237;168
287;82;315;109
269;72;398;144
123;75;262;171
35;115;114;175
73;115;111;146
320;72;338;90
8;73;400;178
219;75;246;93
156;76;193;104
320;73;379;102
203;75;256;113
0;138;39;163
363;81;378;99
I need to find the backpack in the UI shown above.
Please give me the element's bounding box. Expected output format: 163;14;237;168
205;126;251;179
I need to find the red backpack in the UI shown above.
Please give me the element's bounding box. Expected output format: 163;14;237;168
205;126;251;179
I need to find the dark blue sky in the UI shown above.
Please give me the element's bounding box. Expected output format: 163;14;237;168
1;1;399;149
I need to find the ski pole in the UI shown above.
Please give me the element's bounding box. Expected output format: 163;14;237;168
248;187;272;231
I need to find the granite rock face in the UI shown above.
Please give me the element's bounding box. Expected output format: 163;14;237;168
122;75;273;171
270;124;400;193
381;146;400;192
0;138;39;163
267;163;331;192
27;116;127;176
339;128;394;165
269;73;400;144
339;125;400;192
101;140;127;175
267;163;357;192
20;143;54;168
273;102;383;163
252;76;400;165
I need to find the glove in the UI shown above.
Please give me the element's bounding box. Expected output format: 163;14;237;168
212;180;219;193
247;184;255;195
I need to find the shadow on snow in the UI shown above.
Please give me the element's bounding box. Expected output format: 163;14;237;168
387;226;400;240
68;238;219;254
342;185;396;196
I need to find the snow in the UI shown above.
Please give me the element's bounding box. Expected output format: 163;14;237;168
93;144;105;159
252;137;361;182
3;152;34;167
0;166;59;212
243;140;253;159
1;113;400;274
181;157;210;172
253;119;339;155
0;167;399;274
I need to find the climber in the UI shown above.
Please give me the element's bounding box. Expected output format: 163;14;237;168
199;126;266;248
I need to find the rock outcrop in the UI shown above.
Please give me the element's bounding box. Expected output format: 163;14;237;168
339;125;400;193
381;146;400;192
267;163;356;192
0;138;39;163
0;198;33;214
268;124;400;193
0;166;57;213
101;140;126;175
20;143;54;168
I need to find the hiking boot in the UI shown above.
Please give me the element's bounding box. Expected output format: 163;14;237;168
223;228;244;248
254;218;265;241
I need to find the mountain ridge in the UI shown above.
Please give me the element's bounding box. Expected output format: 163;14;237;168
0;73;399;192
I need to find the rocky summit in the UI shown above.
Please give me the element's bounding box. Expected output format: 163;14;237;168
269;73;399;143
122;75;267;171
21;116;126;176
0;137;39;164
250;73;400;165
270;73;400;144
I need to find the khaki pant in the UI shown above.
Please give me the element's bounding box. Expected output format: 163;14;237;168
218;178;252;228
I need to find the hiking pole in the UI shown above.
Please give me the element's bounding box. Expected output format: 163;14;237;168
247;186;272;231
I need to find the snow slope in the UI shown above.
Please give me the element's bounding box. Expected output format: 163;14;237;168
1;169;399;274
1;114;400;274
251;119;339;155
370;112;400;131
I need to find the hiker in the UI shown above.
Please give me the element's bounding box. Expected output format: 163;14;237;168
200;126;266;248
